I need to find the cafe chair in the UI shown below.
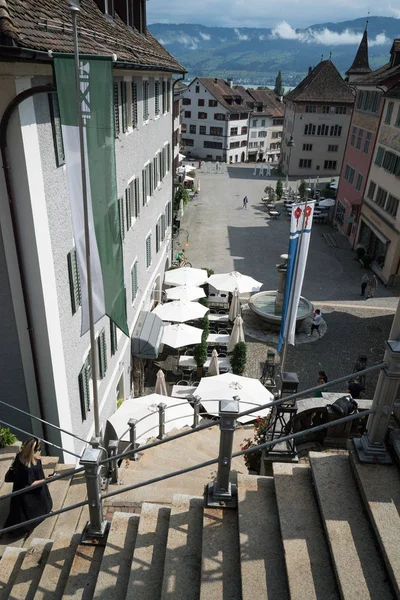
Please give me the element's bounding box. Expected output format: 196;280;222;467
176;380;189;386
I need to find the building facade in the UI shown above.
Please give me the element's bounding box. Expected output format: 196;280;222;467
0;0;184;459
246;89;284;163
280;61;354;177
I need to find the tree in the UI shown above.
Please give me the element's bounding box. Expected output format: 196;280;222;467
298;179;306;199
276;179;283;200
230;342;247;375
256;86;270;90
274;71;284;96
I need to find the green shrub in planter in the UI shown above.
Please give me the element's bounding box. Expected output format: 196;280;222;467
276;179;283;200
0;427;17;448
298;180;306;199
201;268;214;278
230;342;247;375
194;340;208;368
362;254;373;268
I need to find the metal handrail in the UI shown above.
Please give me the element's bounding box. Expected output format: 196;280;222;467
0;466;85;502
0;399;87;444
0;408;376;536
0;418;81;458
117;399;192;441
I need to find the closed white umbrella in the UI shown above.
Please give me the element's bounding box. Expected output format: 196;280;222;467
228;315;245;352
178;196;184;220
155;369;168;396
164;267;208;287
208;271;262;293
229;289;241;322
161;323;202;348
318;198;336;208
152;300;208;323
196;373;273;423
208;349;220;376
165;285;206;302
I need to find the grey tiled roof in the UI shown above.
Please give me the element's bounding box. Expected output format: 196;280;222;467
346;28;371;77
285;60;354;103
385;82;400;99
247;88;285;117
197;78;252;113
352;39;400;86
0;0;185;72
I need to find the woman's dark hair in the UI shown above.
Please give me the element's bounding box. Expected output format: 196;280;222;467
319;370;328;382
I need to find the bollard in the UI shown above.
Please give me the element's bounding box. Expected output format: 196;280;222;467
205;397;239;508
192;395;200;428
107;440;119;484
158;403;167;440
128;418;138;461
80;447;109;544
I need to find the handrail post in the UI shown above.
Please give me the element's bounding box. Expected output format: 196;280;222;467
80;447;109;544
107;440;119;484
158;403;167;440
90;436;101;449
192;395;200;428
128;418;138;461
205;397;239;508
354;340;400;464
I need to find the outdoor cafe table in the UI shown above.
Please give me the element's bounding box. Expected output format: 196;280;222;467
179;355;231;371
171;385;197;399
209;314;229;323
269;210;281;219
207;333;230;345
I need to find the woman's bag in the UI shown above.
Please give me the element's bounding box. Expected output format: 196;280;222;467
4;459;16;482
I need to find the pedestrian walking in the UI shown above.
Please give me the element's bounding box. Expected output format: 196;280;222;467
243;196;248;209
319;370;328;383
366;274;378;299
348;376;365;399
308;309;322;338
360;273;369;297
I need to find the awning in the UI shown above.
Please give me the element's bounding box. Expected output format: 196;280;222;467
360;215;391;245
131;311;163;359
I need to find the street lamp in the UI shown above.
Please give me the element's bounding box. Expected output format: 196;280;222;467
286;134;295;190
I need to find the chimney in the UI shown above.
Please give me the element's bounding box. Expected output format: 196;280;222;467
308;66;312;75
227;78;233;88
280;95;283;103
214;77;218;84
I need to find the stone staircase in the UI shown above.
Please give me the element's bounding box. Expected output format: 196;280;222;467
0;428;400;599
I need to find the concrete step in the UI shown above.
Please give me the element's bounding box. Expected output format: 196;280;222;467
348;443;400;599
310;451;394;599
238;474;289;600
0;546;27;600
161;494;203;600
7;537;53;600
93;512;139;600
53;471;87;535
200;506;241;600
33;533;81;600
273;463;339;600
61;541;104;599
126;503;171;600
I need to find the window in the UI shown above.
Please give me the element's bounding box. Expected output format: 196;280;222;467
261;120;266;127
305;105;316;113
199;125;206;135
156;218;161;253
153;156;158;189
356;128;363;149
145;234;152;268
167;81;171;112
330;125;342;137
259;141;264;147
195;85;200;93
241;140;247;147
355;173;363;191
214;113;226;120
272;132;281;138
395;106;400;127
154;81;160;115
143;80;149;121
142;167;148;205
252;120;257;127
133;177;140;218
182;98;191;105
363;132;372;154
210;126;223;136
335;106;347;114
304;124;316;135
336;201;345;225
118;197;125;239
273;118;283;126
49;94;65;167
324;160;337;170
322;106;330;114
209;99;218;107
303;144;313;151
131;81;138;128
121;81;128;132
356;90;380;114
189;124;196;134
148;162;153;197
258;131;267;138
316;124;329;136
79;355;91;420
67;248;81;315
328;145;338;152
367;181;376;200
162;80;167;114
105;0;115;17
385;101;394;125
204;141;223;149
110;319;118;356
386;194;399;217
375;187;387;208
229;141;240;149
182;137;194;146
125;184;132;229
198;99;205;106
382;149;400;175
375;146;385;166
113;83;120;136
230;127;238;136
350;126;357;146
184;111;191;118
97;329;107;379
198;112;207;119
344;164;355;185
299;159;312;168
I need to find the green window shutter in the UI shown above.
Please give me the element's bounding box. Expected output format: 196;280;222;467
132;81;138;128
110;319;118;356
375;146;385;167
161;214;166;241
158;152;162;181
131;261;138;301
143;81;149;121
121;81;128;133
97;328;107;379
156;222;160;253
78;361;90;420
134;177;140;217
142;169;147;205
49;94;65;167
155;81;160;115
118;197;125;240
162;80;166;114
113;83;120;137
67;247;81;315
146;235;152;268
125;186;132;230
153;157;158;188
167;143;171;172
167;80;171;112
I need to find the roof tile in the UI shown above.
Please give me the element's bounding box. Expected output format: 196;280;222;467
285;60;354;103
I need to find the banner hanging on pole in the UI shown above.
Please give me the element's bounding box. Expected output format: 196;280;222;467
54;56;128;336
278;201;315;351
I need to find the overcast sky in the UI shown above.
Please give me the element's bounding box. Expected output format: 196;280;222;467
147;0;400;28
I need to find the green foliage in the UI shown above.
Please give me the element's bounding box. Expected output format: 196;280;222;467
275;179;283;200
194;339;208;367
274;71;284;96
174;184;190;214
264;185;276;202
240;415;271;472
202;268;214;278
298;179;306;199
256;86;270;90
323;187;337;199
200;314;210;340
0;427;17;448
230;342;247;375
187;170;196;178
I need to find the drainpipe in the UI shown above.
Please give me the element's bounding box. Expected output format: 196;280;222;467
0;84;55;447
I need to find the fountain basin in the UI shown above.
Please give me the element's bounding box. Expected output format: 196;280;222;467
248;291;313;330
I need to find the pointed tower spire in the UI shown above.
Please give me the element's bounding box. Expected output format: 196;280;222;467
345;21;371;82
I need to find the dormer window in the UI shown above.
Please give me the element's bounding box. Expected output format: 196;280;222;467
105;0;115;17
114;0;146;32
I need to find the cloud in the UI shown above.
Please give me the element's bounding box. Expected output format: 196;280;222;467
271;20;390;46
199;32;211;40
271;22;304;40
389;5;400;18
178;34;200;49
234;28;249;41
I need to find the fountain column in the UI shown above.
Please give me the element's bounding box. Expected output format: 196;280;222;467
275;254;288;315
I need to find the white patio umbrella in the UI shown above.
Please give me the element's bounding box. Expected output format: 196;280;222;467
208;349;220;376
208;271;262;293
318;198;336;208
155;369;168;396
229;289;241;322
161;323;202;348
164;267;208;287
178;196;184;220
195;373;273;423
228;315;245;352
165;285;206;302
152;300;208;323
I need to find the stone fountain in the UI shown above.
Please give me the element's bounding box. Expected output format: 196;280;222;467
248;254;313;330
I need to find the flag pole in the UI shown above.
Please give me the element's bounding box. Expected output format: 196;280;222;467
70;5;100;438
280;197;309;373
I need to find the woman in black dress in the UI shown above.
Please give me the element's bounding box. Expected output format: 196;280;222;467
4;438;53;536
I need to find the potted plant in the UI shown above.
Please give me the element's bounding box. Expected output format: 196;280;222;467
275;179;283;201
0;427;17;448
240;415;271;474
230;341;247;375
298;179;306;199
